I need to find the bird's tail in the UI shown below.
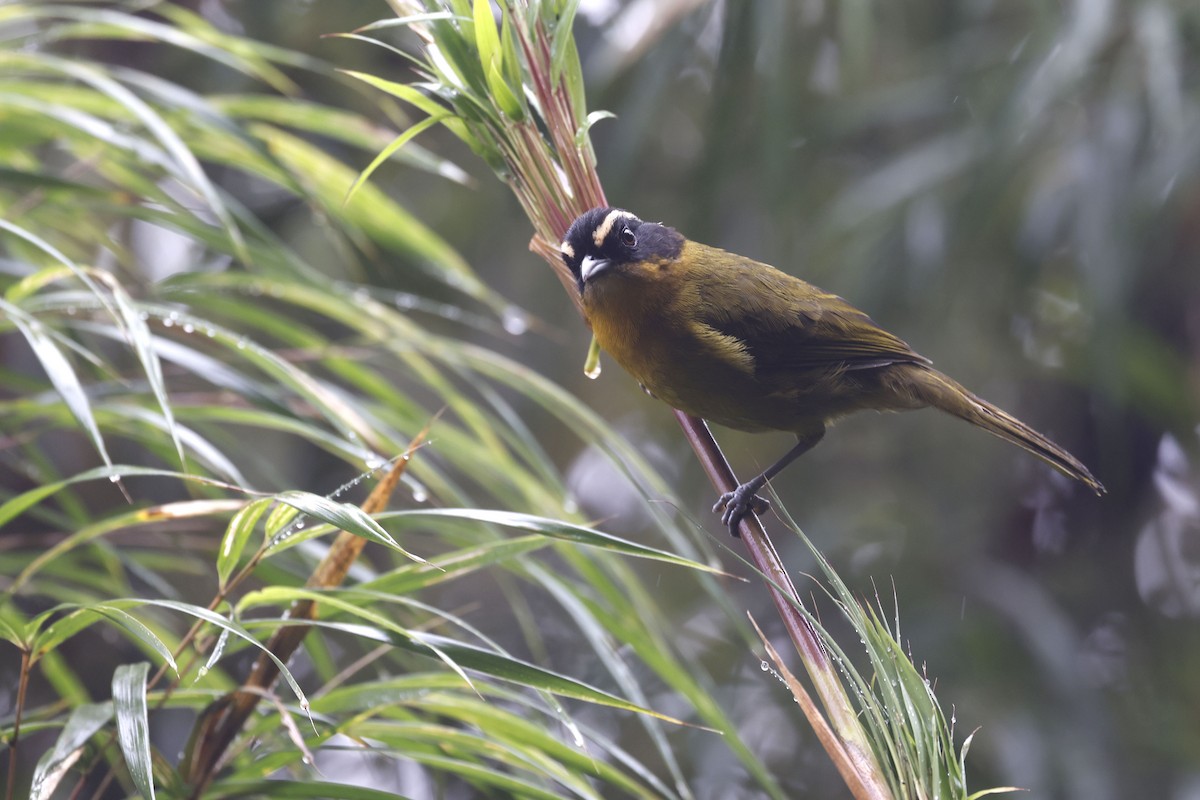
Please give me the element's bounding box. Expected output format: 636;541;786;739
908;367;1105;495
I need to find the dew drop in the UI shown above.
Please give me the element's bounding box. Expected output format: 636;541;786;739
182;323;195;334
162;316;175;328
138;311;150;321
760;661;770;672
501;307;528;335
108;473;122;483
365;455;384;469
562;498;579;515
65;306;76;316
236;338;246;350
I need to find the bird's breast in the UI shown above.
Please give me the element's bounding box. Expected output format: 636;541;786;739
582;267;786;432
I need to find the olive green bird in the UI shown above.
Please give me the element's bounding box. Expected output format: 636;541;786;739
560;207;1104;535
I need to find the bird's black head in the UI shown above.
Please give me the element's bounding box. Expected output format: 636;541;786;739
560;207;684;295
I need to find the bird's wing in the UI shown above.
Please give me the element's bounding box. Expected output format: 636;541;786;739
699;264;930;378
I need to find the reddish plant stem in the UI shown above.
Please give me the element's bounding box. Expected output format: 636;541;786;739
673;413;830;670
5;649;30;800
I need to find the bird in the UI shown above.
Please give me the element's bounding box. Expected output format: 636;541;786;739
559;207;1105;536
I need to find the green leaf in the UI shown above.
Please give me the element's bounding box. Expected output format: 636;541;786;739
486;56;524;120
499;8;527;113
472;0;501;74
365;535;550;596
383;508;728;574
257;127;498;309
12;493;245;595
0;210;113;308
264;497;303;539
550;0;583;84
218;497;271;588
338;69;448;119
344;112;451;205
3;50;250;262
93;605;179;675
113;662;155;800
576;109;616;147
241;604;690;727
0;464;232;532
2;300;116;474
270;491;428;565
212;780;418;799
30;702;113;800
0;606;28;647
104;281;187;470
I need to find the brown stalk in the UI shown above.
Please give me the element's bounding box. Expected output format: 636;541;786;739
180;425;432;798
4;649;31;800
749;614;890;800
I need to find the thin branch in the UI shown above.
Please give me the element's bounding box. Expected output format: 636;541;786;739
5;649;31;800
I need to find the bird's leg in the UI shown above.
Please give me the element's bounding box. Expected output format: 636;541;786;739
713;428;825;537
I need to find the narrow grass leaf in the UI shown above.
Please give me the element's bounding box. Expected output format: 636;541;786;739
93;605;179;675
244;607;688;725
550;0;583;83
385;508;729;574
472;0;501;73
0;217;113;311
499;9;527;114
102;279;187;470
30;702;113;800
485;57;524;119
32;52;249;261
213;780;418;799
35;5;299;94
576;109;615;147
128;599;309;709
967;788;1022;799
270;491;426;564
4;303;115;473
112;662;155;800
0;610;25;646
218;497;272;588
353;11;460;33
344;112;450;205
411;693;656;797
365;535;550;596
0;464;241;531
339;69;452;120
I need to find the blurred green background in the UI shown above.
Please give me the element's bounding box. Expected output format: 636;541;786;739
3;1;1199;798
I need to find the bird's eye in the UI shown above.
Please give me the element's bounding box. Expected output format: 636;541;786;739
619;227;636;248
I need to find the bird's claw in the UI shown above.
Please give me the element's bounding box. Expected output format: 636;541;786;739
712;485;769;536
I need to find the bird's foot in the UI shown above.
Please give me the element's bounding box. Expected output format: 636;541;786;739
713;483;770;537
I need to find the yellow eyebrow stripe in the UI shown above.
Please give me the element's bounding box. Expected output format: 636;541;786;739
592;209;628;248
